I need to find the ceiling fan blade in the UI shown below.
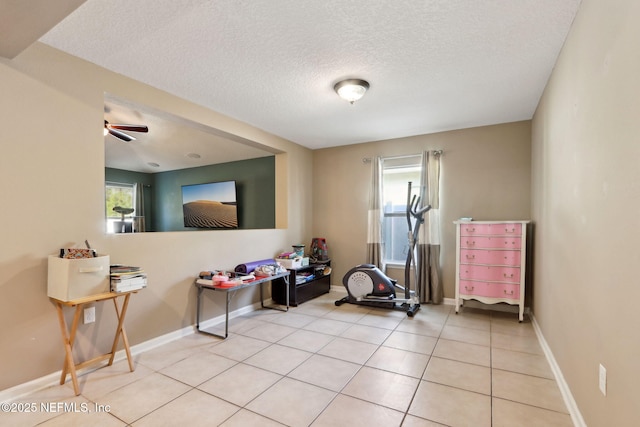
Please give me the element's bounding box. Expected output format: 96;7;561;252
108;123;148;133
108;128;135;142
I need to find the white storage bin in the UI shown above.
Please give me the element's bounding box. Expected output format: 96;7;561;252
276;257;303;269
47;255;110;301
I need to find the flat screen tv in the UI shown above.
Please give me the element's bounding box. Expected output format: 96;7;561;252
181;180;238;229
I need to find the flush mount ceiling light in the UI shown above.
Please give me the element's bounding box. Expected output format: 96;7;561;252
334;79;370;104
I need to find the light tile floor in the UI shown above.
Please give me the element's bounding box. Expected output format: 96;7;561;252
3;290;574;426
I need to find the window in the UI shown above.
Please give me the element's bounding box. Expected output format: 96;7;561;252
105;182;136;233
381;155;422;264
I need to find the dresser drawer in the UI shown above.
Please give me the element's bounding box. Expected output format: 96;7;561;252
459;280;521;299
460;249;521;266
460;264;521;283
460;236;522;249
459;223;522;236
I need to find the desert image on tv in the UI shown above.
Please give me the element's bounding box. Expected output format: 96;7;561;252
183;200;238;228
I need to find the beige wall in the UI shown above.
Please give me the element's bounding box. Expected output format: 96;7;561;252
531;0;640;425
312;121;531;300
0;43;313;391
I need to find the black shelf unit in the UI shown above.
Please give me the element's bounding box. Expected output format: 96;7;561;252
272;260;331;306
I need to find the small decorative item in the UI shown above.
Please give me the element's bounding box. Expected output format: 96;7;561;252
60;248;96;259
292;245;305;257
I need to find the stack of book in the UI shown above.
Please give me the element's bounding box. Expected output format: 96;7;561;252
110;265;147;292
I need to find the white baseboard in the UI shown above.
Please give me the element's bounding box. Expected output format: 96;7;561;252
195;299;265;332
0;299;268;403
531;314;586;427
0;372;64;404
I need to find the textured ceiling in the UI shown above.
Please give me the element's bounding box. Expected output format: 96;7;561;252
39;0;582;150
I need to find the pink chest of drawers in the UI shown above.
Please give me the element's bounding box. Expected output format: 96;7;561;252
454;220;529;322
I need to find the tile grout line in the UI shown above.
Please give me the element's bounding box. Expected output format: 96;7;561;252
21;294;570;426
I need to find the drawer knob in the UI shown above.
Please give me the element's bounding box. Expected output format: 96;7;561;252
504;289;514;295
465;286;474;291
503;273;514;278
466;240;476;246
505;228;515;233
466;255;475;260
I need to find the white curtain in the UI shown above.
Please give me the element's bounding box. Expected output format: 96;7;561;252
366;157;384;269
417;151;443;303
134;182;146;232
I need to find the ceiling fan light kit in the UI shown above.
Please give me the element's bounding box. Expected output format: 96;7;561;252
334;79;370;104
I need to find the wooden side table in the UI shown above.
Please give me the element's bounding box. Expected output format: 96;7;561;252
50;291;138;395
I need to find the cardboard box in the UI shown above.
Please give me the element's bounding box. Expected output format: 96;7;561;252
47;255;110;301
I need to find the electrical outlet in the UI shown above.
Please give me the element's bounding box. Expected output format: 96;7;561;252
84;307;95;324
599;363;607;396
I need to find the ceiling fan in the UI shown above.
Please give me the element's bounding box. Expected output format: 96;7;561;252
104;120;148;142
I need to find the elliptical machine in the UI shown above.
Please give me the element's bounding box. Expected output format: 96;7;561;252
335;182;431;317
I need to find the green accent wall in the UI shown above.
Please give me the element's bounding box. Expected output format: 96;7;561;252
105;156;275;231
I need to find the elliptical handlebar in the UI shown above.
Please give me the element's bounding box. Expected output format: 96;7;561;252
415;204;432;216
404;181;432;299
406;182;431;223
407;185;431;220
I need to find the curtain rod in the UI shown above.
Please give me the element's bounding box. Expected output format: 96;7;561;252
362;150;443;164
105;181;152;187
